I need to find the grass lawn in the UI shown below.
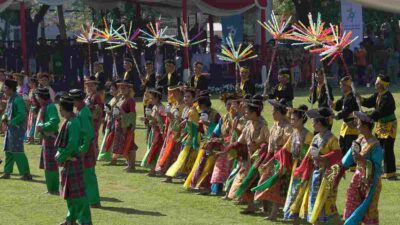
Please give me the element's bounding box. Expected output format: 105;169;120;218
1;86;400;225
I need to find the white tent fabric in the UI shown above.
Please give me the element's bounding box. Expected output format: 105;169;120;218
0;0;14;12
34;0;71;6
0;0;15;12
192;0;256;17
350;0;400;13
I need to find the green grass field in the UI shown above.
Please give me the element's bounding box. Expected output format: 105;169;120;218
1;86;400;225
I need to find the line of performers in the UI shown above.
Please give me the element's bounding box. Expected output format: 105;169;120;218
0;58;397;225
95;62;393;225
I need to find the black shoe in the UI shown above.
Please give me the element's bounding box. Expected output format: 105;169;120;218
20;174;33;181
0;173;10;179
387;176;398;181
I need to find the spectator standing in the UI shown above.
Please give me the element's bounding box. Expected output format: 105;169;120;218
355;45;368;85
387;48;399;84
35;38;51;72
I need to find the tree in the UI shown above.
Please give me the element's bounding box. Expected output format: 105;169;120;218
57;5;67;39
0;9;19;41
292;0;312;24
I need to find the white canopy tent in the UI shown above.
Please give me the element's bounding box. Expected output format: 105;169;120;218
351;0;400;13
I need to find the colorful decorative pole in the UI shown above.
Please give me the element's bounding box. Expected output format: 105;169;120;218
19;1;28;73
182;0;190;81
260;1;267;91
209;15;215;64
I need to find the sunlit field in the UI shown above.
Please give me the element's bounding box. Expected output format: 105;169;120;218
1;86;399;225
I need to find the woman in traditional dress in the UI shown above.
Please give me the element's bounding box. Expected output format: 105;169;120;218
258;105;312;224
165;88;199;180
253;99;292;220
155;84;184;181
112;80;137;172
225;95;269;214
341;111;383;225
84;76;104;159
293;107;343;224
25;76;39;144
141;88;166;176
98;80;120;161
209;94;244;196
183;94;221;193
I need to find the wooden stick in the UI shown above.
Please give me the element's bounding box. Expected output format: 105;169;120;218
310;72;315;109
263;43;278;95
128;47;143;80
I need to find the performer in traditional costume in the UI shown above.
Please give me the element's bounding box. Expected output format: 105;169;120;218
209;93;245;196
155;84;184;182
225;95;269;214
93;61;107;93
237;66;255;96
141;60;156;111
141;88;166;176
56;96;92;225
157;59;181;93
98;80;120;161
339;111;383;225
278;105;313;224
141;60;156;145
293;107;342;224
309;69;334;108
190;61;209;94
183;95;221;193
359;75;397;180
13;72;27;97
268;69;294;106
36;87;60;194
112;80;137;171
332;76;360;156
69;89;101;208
0;79;32;180
165;88;199;180
123;58;135;84
253;99;293;220
38;72;55;102
25;76;39;144
84;76;104;159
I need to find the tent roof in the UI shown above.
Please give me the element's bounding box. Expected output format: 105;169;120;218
86;0;267;16
2;0;400;15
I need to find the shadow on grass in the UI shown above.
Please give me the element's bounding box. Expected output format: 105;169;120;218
99;206;166;216
100;197;123;203
27;179;47;184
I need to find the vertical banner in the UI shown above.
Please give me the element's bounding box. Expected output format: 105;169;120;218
341;1;363;50
221;15;243;44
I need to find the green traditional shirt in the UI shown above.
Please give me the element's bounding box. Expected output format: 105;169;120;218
76;103;94;153
8;93;26;126
37;103;60;133
56;117;81;163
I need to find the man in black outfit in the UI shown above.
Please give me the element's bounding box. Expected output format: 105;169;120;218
237;66;255;96
157;59;181;93
94;61;107;92
359;75;397;180
141;60;156;110
331;76;359;157
309;69;334;108
190;61;209;94
268;68;294;106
